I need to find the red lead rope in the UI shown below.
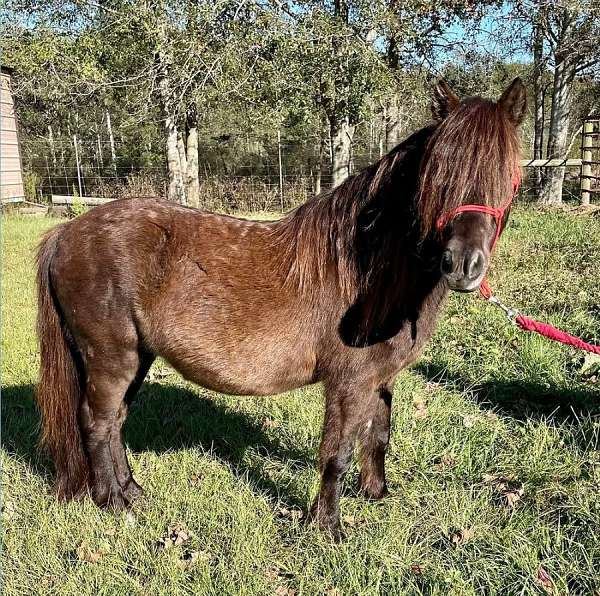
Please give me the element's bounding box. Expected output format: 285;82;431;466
437;169;600;355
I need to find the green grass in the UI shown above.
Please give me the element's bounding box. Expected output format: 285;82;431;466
2;208;600;595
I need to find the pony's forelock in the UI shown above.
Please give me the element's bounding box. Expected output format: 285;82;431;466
417;98;522;237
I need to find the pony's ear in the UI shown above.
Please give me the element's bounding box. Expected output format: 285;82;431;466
431;79;459;121
498;77;527;125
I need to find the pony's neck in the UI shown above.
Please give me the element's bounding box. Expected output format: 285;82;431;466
275;125;439;303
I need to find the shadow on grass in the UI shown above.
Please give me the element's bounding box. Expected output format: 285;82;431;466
414;362;600;451
415;362;600;420
1;382;314;508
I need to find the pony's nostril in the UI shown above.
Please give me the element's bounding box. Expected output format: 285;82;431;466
441;250;454;275
466;250;485;280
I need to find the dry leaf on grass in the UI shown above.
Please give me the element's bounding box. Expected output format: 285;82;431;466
342;514;357;527
462;414;478;428
483;473;524;509
536;566;555;594
1;500;16;520
157;525;191;550
176;549;212;569
262;417;279;430
410;564;424;576
277;507;304;521
125;512;136;527
434;453;456;471
77;541;104;564
189;473;203;486
413;397;428;419
450;527;475;547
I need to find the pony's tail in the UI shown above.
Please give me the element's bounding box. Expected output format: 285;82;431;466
36;226;89;499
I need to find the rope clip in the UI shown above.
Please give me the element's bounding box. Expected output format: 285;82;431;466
487;295;519;325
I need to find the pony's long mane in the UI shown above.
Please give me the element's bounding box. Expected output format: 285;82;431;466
272;128;429;301
418;98;522;236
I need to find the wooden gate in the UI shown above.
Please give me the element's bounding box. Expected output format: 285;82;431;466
581;119;600;205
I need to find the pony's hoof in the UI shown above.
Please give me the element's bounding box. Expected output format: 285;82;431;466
358;475;389;500
122;479;144;503
306;502;345;542
93;482;135;511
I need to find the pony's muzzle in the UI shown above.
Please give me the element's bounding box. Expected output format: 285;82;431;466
441;247;487;292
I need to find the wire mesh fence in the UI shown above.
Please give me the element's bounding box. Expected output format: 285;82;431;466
20;127;398;212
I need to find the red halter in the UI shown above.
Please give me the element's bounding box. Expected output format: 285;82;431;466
435;169;522;299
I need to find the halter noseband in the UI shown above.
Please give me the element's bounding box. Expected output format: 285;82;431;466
435;169;522;252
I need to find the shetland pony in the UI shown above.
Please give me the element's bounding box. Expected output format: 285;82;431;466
36;79;526;537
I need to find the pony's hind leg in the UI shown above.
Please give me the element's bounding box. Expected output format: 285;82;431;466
109;351;155;503
80;349;143;510
358;386;392;499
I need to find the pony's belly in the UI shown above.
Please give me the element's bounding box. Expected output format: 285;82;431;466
162;344;317;396
147;314;319;396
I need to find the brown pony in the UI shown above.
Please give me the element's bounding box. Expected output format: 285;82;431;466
36;79;526;538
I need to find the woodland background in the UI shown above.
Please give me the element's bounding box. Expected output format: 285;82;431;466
3;0;600;212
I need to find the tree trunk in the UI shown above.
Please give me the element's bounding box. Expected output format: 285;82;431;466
105;109;117;174
165;117;185;203
329;115;354;188
384;95;402;151
185;115;200;208
156;37;186;204
539;58;576;205
177;131;187;185
384;34;401;152
533;20;545;190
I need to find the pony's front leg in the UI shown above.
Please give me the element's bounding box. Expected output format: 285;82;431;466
309;381;368;540
358;386;392;499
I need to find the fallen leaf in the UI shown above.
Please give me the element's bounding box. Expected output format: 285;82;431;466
77;541;103;564
410;563;424;576
158;525;191;550
413;397;428;419
190;473;203;486
435;453;456;471
504;487;524;508
276;507;304;521
342;515;357;527
580;353;600;378
463;414;478;428
1;500;15;520
483;474;524;509
176;549;211;569
450;527;475;547
536;565;555;594
262;417;279;430
125;512;136;527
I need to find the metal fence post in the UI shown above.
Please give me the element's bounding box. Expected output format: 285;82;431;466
277;129;284;211
73;134;83;197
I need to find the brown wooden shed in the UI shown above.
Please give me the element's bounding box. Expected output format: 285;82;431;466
1;65;25;204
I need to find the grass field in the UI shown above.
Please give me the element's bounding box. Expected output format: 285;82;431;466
2;208;600;595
